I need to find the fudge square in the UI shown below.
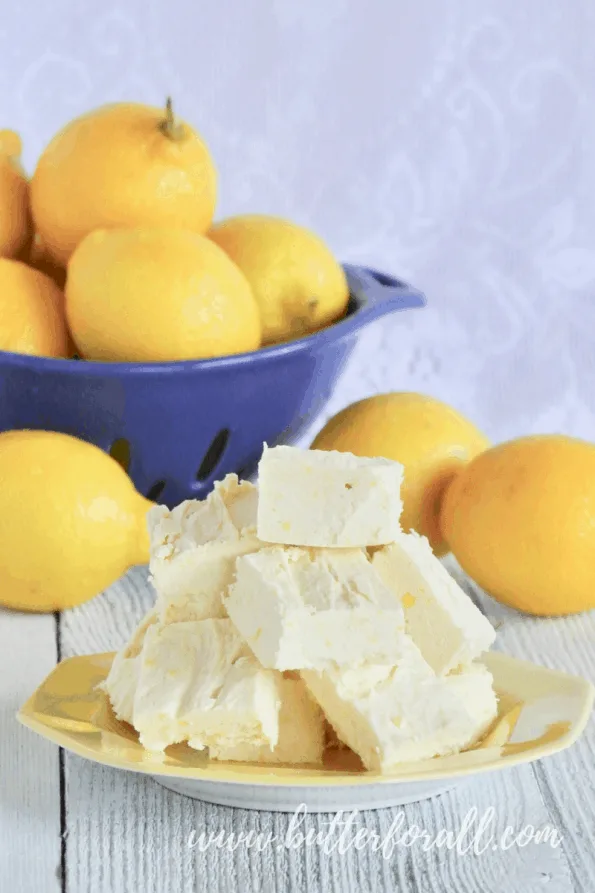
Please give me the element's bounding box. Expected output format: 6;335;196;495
104;615;325;765
302;654;497;772
131;618;281;754
147;474;262;622
225;545;410;670
256;444;403;547
372;531;496;676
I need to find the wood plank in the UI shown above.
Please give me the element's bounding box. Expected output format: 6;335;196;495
0;609;61;893
59;568;577;892
490;608;595;892
449;558;595;890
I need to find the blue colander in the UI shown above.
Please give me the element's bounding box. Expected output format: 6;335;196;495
0;265;424;506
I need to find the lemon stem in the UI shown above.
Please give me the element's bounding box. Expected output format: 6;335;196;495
160;97;183;141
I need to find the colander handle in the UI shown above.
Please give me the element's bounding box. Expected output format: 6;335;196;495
344;265;426;322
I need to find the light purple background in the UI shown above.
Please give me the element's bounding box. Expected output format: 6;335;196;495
4;0;594;443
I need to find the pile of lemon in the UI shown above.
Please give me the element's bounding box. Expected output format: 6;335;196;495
1;102;592;622
0;99;349;362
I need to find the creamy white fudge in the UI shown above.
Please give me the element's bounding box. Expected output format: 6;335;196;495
102;609;158;724
302;650;497;771
130;618;283;754
103;448;500;773
216;675;325;765
104;616;325;763
225;545;410;670
371;532;496;675
148;474;259;558
147;475;262;622
257;445;403;547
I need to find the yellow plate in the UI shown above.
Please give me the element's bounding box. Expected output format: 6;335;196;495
17;651;594;811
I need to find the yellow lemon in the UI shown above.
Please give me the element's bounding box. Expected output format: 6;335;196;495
0;258;70;357
31;99;217;265
311;392;489;555
0;431;152;612
440;435;595;615
208;214;349;344
66;227;261;362
0;129;23;157
0;129;32;259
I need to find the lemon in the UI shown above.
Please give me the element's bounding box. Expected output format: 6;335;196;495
66;227;261;362
0;258;70;357
440;435;595;615
31;99;217;265
0;431;152;611
209;214;349;344
0;129;23;157
312;392;489;555
0;129;32;259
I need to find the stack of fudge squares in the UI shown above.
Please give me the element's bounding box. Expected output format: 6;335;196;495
104;445;498;773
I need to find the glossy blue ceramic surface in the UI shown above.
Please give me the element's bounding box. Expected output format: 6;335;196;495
0;265;425;506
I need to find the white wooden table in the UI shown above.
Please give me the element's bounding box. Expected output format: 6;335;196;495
1;563;594;893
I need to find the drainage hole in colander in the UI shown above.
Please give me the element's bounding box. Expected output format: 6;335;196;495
196;428;230;481
146;480;166;502
109;437;131;473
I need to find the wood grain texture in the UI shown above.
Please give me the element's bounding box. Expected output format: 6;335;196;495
452;559;595;893
0;609;61;893
58;569;579;893
492;609;595;893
